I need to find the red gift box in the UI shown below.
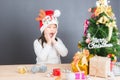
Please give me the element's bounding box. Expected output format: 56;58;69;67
53;68;61;76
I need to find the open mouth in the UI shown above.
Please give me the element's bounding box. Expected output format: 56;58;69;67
49;33;54;37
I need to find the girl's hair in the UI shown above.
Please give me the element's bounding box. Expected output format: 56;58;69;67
38;32;57;48
38;32;46;48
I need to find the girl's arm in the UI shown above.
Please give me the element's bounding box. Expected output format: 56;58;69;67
33;39;51;61
53;38;68;57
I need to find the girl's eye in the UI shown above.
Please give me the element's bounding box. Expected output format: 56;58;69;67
53;27;57;28
47;26;51;28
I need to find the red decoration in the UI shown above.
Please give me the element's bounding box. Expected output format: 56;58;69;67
53;68;61;76
110;61;115;71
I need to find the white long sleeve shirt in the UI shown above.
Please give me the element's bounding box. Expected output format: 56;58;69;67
33;38;68;64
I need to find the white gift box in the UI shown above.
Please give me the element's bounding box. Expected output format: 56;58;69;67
89;56;110;78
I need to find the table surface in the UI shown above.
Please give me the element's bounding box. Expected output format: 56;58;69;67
0;64;120;80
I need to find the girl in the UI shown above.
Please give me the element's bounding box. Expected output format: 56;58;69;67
34;9;68;64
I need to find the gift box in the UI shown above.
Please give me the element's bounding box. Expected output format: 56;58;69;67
71;51;89;75
89;56;110;78
53;68;61;76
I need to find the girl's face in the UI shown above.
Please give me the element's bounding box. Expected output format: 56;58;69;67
44;24;57;38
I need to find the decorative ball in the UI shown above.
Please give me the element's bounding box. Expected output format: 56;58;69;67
39;64;47;73
85;38;91;44
54;10;61;17
31;66;39;73
17;66;27;74
107;54;117;62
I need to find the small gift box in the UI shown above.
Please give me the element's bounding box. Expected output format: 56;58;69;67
53;68;61;76
89;56;110;78
75;72;86;79
39;64;47;73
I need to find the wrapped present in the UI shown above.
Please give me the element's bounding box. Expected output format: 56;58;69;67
89;56;110;78
71;49;90;75
53;68;61;76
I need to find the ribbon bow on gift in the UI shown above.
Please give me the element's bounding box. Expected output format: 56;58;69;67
71;49;90;74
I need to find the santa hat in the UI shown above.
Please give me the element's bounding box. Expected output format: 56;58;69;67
36;9;61;33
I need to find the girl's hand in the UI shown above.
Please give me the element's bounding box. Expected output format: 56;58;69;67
52;31;57;45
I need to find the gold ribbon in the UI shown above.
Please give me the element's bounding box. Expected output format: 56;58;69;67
95;0;113;18
71;49;90;75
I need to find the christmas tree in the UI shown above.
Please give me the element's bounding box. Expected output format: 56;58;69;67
78;0;120;58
